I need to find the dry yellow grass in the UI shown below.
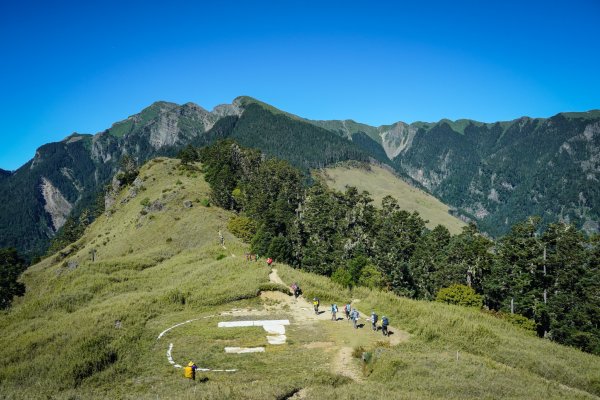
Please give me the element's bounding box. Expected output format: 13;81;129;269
316;164;466;234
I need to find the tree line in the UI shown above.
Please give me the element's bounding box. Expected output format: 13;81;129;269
195;140;600;355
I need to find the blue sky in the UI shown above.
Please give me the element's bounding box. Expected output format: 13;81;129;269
1;0;599;170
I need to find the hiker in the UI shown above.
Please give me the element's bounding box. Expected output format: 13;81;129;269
331;303;338;321
351;308;359;329
293;283;302;299
344;303;351;321
381;316;389;336
371;311;378;332
266;257;273;266
313;297;320;315
183;361;197;380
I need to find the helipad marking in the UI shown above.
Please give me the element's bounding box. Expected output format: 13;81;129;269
219;319;290;348
158;315;236;372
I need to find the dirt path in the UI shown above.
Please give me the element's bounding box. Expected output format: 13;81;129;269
264;268;409;381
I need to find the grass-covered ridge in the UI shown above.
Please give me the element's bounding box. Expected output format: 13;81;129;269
1;158;598;399
315;162;467;234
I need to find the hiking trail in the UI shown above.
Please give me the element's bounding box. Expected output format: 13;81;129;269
264;267;409;381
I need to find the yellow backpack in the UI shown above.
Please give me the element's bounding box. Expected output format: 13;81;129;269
184;363;195;379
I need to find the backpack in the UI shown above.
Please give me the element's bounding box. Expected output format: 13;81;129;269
332;304;338;312
345;304;351;312
371;313;378;323
183;365;195;379
382;317;389;326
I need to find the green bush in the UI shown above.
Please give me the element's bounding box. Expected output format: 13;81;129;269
140;197;150;207
436;284;483;308
200;198;211;207
504;313;536;332
331;267;353;288
227;215;257;243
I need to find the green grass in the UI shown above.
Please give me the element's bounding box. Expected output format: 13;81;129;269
316;163;467;234
1;157;598;399
277;264;600;399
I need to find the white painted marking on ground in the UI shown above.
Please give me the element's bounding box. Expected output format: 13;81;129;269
158;319;200;339
218;320;290;328
224;347;266;353
159;316;237;372
219;319;290;346
266;335;287;345
262;324;286;335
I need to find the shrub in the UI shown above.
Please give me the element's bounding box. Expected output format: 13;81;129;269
436;284;483;308
332;267;353;288
227;215;257;242
200;198;211;207
140;197;150;207
358;264;384;289
503;312;536;332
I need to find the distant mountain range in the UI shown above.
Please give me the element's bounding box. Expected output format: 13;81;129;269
1;96;598;257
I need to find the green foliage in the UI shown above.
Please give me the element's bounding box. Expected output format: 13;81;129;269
177;144;199;165
358;264;384;289
267;236;292;263
116;154;139;186
46;208;99;255
503;313;536;333
436;284;483;308
331;267;353;288
227;215;257;243
0;248;26;309
230;103;371;171
140;197;150;206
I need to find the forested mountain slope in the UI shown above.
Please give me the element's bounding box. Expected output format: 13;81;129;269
310;111;600;237
1;97;598;258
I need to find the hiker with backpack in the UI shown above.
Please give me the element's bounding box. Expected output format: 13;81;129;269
351;308;359;329
370;311;378;332
331;303;338;321
381;316;389;336
291;283;301;299
344;303;351;321
183;361;197;380
313;298;320;315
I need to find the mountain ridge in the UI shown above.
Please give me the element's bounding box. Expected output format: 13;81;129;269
1;97;599;257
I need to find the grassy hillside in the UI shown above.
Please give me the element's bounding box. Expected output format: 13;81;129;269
316;163;467;234
1;158;598;399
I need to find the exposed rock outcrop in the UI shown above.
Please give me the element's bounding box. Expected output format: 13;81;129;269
40;177;73;231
